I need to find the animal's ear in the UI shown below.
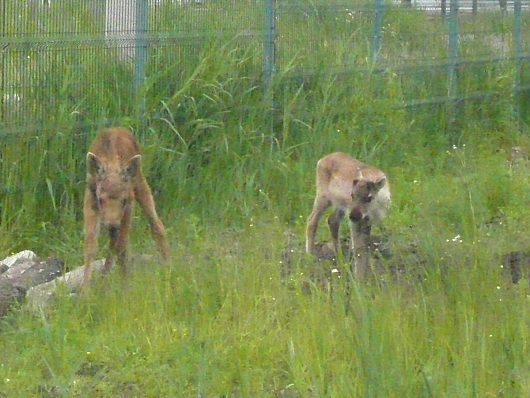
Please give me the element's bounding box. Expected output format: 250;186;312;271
123;154;142;179
375;177;386;191
87;152;103;176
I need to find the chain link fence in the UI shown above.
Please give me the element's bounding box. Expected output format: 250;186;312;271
0;1;264;133
1;0;529;134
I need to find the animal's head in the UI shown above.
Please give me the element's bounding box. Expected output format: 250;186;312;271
349;176;386;222
87;152;141;228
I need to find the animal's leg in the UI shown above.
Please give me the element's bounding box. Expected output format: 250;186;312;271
350;219;372;280
83;189;100;289
305;195;331;254
116;203;133;276
134;174;169;260
327;208;344;256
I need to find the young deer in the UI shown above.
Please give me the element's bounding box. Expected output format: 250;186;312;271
83;127;169;289
306;152;390;279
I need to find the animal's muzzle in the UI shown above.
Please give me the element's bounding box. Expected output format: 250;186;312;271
108;225;121;238
349;208;370;223
350;208;363;222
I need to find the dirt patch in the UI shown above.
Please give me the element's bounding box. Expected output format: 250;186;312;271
281;229;530;289
280;231;425;288
502;251;530;284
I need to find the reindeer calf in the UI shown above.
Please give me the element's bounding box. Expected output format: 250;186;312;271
83;127;169;289
306;152;390;279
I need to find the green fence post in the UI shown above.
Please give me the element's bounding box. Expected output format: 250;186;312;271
263;0;276;93
135;0;148;117
372;0;384;67
263;0;276;135
0;0;5;123
513;0;522;123
447;0;459;135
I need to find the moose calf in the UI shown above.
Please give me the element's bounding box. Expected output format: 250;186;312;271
83;127;169;289
306;152;390;279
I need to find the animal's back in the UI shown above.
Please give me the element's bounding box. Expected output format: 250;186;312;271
317;151;360;174
89;127;140;164
317;152;365;209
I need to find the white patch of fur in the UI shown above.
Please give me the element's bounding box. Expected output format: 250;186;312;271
366;183;391;224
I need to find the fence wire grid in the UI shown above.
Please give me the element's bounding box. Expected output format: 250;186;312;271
1;0;529;133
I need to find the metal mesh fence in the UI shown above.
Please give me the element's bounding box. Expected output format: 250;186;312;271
1;1;529;133
276;1;529;101
0;1;264;135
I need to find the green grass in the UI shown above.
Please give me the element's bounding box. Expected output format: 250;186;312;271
1;140;530;397
1;1;530;396
1;193;530;397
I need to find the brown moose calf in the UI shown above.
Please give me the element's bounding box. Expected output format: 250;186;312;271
306;152;391;279
83;127;169;289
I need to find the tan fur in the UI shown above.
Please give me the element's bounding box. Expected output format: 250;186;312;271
306;152;390;279
83;127;169;289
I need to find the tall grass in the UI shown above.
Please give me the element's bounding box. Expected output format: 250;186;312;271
1;1;530;396
1;189;529;396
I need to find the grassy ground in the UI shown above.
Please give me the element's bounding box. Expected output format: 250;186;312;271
1;137;529;397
